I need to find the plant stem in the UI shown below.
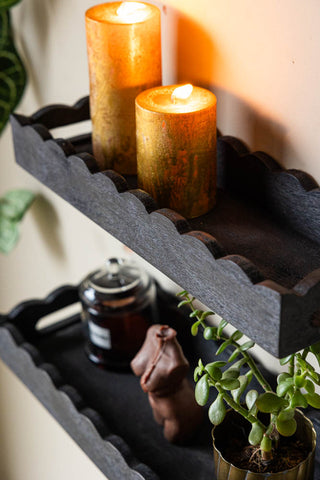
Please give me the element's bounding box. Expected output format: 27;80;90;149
215;385;266;430
186;295;273;392
239;350;272;392
289;355;295;377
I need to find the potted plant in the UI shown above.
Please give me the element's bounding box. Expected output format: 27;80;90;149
178;291;319;479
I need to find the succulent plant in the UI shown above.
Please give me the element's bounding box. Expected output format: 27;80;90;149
177;291;320;462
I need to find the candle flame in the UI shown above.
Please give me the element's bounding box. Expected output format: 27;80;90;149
117;2;149;21
171;84;193;103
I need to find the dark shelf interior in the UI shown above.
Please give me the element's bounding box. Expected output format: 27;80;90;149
190;189;320;289
69;132;320;290
36;322;214;480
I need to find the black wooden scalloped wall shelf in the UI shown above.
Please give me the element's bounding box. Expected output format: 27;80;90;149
11;96;320;357
1;285;320;480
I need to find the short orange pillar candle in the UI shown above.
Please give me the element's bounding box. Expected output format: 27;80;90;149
85;2;162;174
136;84;217;218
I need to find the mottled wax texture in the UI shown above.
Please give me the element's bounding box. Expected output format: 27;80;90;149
136;85;216;218
86;2;161;174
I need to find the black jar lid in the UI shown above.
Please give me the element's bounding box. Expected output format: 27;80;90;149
79;258;154;309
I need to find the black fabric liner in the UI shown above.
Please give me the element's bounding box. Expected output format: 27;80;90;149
11;289;320;480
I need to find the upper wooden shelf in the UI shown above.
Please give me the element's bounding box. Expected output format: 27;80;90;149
11;97;320;357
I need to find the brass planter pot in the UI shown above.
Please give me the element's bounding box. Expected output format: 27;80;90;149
212;409;316;480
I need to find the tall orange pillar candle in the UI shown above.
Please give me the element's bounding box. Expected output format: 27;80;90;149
85;2;162;174
136;84;217;218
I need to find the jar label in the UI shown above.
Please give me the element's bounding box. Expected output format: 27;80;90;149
88;321;111;350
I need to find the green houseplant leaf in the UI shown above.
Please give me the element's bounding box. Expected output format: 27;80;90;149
0;0;22;8
195;374;209;406
0;189;35;220
208;394;226;426
0;189;35;253
0;3;26;134
0;215;18;252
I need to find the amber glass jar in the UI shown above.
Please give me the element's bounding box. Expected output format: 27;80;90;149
79;258;157;369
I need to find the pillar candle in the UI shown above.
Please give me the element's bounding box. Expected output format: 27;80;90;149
136;84;217;218
85;2;162;174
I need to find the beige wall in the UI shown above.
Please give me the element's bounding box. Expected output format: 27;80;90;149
1;0;320;478
0;359;108;480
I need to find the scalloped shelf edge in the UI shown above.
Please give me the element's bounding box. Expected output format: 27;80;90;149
10;99;320;357
0;285;159;480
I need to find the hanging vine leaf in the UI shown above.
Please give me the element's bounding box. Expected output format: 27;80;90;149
0;0;22;9
0;189;35;253
0;3;26;134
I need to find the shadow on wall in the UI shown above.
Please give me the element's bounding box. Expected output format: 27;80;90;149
31;194;66;262
174;11;287;169
176;12;217;87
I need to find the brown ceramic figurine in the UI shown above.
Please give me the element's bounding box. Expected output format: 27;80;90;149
131;324;203;443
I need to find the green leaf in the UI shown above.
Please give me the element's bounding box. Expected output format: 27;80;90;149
294;375;306;388
221;368;240;380
277;408;295;422
276;417;297;437
176;290;188;297
232;375;248;404
280;354;294;366
195;374;209;406
217;319;228;337
231;330;243;342
0;10;26;133
246;389;258;411
206;361;227;369
205;362;226;381
208;395;226;425
239;340;255;352
305;379;315;394
232;358;247;370
194;366;202;382
276;378;294;397
290;391;308;409
177;300;190;308
305;393;320;409
277;372;291;384
205;366;221;382
248;422;264;446
256;392;288;413
0;0;22;9
190;309;202;318
219;378;240;390
216;340;231;355
260;435;272;452
309;342;320;355
203;326;217;340
191;321;200;336
228;349;240;362
0;190;35;221
0;215;19;253
296;357;310;371
200;311;215;320
307;370;320;385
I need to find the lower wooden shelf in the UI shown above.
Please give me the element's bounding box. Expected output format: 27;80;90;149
1;285;320;480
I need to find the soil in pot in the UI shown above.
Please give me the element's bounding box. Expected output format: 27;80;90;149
213;409;315;474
